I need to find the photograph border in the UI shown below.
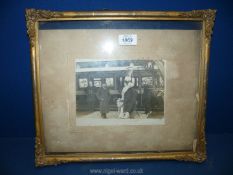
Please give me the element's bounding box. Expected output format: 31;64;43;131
74;58;165;125
25;9;216;166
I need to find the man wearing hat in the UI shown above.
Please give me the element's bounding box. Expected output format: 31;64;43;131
96;83;110;119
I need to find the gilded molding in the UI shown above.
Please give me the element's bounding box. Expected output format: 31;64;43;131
25;9;63;46
26;9;214;166
180;9;216;41
174;152;206;163
35;137;68;166
35;136;46;166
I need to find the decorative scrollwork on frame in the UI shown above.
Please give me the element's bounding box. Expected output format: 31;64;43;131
25;9;63;47
179;9;216;41
198;114;207;154
35;137;68;166
35;136;46;166
174;152;206;163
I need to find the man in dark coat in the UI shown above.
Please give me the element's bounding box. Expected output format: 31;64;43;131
96;83;110;118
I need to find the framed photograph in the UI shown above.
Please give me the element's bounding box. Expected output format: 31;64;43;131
26;9;216;166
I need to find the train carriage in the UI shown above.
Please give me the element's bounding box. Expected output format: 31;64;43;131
76;60;164;112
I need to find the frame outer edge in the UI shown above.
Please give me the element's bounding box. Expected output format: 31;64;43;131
25;9;216;166
195;9;216;162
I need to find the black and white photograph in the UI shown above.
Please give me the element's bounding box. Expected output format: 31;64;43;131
76;59;165;125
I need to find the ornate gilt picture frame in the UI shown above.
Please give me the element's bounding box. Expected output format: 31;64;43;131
26;9;216;166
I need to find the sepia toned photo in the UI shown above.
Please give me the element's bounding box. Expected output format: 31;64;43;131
76;59;165;125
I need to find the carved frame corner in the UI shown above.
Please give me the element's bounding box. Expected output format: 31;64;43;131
25;8;63;46
35;137;69;167
35;136;48;167
180;9;216;41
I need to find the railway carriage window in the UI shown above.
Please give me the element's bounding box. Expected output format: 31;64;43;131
94;78;101;87
106;78;114;87
79;78;88;88
142;77;153;86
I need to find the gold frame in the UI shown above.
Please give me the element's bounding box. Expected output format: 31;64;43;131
25;9;216;166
